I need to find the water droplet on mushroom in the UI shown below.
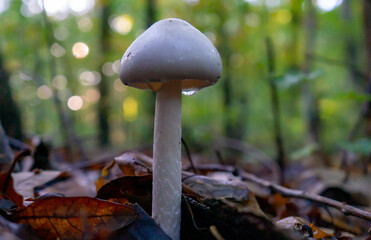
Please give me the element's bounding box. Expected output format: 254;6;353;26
182;90;198;96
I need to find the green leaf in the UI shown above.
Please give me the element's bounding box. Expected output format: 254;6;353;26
339;138;371;156
335;92;371;102
290;143;319;161
274;70;322;89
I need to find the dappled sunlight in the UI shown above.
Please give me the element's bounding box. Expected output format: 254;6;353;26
72;42;89;59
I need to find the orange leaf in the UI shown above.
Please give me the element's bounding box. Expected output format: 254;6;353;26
310;222;333;239
0;172;24;209
11;196;137;240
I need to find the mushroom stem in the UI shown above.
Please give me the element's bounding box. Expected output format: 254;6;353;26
153;80;182;240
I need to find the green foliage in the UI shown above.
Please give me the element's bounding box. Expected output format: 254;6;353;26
339;138;371;156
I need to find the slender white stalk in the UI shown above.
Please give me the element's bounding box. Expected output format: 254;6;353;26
152;80;182;240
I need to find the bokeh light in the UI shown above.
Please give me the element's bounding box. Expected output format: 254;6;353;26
102;62;115;76
37;85;53;100
79;71;101;86
52;75;68;90
110;15;133;35
77;17;93;32
315;0;343;12
50;43;66;57
83;88;100;104
0;0;10;14
245;13;261;27
67;96;83;111
113;78;127;92
276;9;292;24
72;42;89;59
122;97;138;121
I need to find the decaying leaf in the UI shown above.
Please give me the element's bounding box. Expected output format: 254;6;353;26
11;196;137;240
115;152;153;176
12;170;68;200
183;174;267;218
0;172;24;209
96;175;152;213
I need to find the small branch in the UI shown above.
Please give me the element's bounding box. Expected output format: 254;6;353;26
239;170;371;221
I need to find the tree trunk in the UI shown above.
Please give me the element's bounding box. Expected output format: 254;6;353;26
98;1;111;146
141;0;157;144
0;52;23;140
363;0;371;137
302;0;321;146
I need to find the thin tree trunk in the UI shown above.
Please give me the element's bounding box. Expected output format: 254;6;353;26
342;0;360;88
98;1;111;146
266;38;285;184
141;0;156;144
0;51;23;139
302;0;321;147
363;0;371;137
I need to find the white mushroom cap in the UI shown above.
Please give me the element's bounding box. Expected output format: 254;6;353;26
119;18;222;91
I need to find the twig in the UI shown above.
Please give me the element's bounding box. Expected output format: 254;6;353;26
238;170;371;221
265;37;285;183
181;137;197;174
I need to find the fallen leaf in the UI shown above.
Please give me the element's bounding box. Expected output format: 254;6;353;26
0;172;24;209
107;204;171;240
12;170;68;200
11;196;137;240
96;175;152;214
115;152;153;176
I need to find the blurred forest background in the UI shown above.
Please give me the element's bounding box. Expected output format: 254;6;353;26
0;0;370;168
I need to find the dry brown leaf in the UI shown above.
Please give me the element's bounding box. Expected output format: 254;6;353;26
0;172;24;209
115;152;153;176
11;196;137;240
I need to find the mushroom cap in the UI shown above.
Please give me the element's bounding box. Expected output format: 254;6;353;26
119;18;222;91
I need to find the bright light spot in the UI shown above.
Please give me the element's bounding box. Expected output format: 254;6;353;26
67;95;83;111
83;88;100;103
37;0;69;20
276;9;292;24
204;32;216;44
69;0;95;15
245;12;261;27
79;71;101;86
50;43;66;57
112;60;121;74
54;26;69;41
77;17;93;32
52;75;67;90
123;97;138;121
110;15;133;35
37;85;53;100
113;78;127;92
102;62;115;76
183;0;199;6
0;0;10;14
72;42;89;59
315;0;343;12
20;0;42;17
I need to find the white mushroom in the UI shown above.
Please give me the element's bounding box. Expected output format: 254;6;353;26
119;18;222;240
